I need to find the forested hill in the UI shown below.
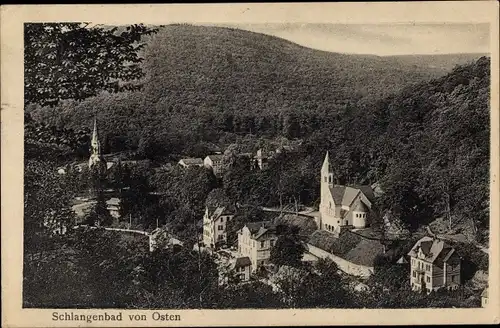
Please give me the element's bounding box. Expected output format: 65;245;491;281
323;56;490;236
29;25;487;158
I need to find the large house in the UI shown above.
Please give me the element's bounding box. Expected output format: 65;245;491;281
202;206;235;248
408;236;461;293
237;221;278;272
319;152;375;234
204;154;226;176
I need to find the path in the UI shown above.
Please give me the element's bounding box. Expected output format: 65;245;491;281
260;206;318;218
73;225;150;236
426;225;488;254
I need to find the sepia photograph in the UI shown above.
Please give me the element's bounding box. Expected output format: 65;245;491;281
2;2;499;327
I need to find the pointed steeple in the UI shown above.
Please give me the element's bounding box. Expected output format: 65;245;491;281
91;116;100;155
88;115;106;171
322;151;330;171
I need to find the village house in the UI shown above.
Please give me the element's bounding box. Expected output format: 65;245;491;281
237;221;278;272
319;152;375;234
202;205;235;249
408;236;461;293
178;157;204;168
229;256;252;282
204;154;226;176
149;227;184;252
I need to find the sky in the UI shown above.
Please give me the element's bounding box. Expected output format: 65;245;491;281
210;23;490;56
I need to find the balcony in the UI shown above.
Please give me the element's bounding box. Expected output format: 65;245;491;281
414;267;425;274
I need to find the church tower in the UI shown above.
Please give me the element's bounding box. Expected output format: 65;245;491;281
319;152;335;230
88;116;107;173
321;151;334;196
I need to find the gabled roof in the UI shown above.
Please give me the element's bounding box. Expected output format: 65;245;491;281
330;186;345;204
407;236;456;264
342;187;361;206
208;206;234;222
243;221;276;240
329;185;374;207
230;256;252;270
205;154;224;161
307;230;385;267
352;201;369;212
179;158;204;165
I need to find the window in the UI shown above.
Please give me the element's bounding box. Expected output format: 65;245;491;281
261;241;265;248
271;240;275;247
426;276;430;283
413;271;416;277
220;217;224;223
452;275;459;283
218;225;223;230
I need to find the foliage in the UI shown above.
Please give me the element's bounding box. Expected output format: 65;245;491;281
25;23;158;106
270;227;306;268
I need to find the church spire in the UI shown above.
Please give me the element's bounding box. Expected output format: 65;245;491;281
91;115;100;155
88;115;106;171
322;151;330;172
321;151;334;187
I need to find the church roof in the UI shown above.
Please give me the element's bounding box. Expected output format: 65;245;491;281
329;185;374;207
352;201;369;212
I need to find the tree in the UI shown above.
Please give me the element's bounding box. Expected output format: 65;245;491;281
24;23;158;106
270;226;305;268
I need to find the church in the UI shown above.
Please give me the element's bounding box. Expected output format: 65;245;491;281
318;152;375;234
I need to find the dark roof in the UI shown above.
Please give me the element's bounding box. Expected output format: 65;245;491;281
307;230;385;267
330;186;346;204
275;214;317;237
231;256;252;269
243;221;277;240
407;237;456;264
245;221;275;234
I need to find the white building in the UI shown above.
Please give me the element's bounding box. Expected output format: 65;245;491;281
238;221;278;272
204;154;226;176
408;236;461;293
178;158;204;168
202;206;235;249
319;152;374;234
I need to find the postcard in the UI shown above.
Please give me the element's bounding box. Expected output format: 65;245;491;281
1;2;499;327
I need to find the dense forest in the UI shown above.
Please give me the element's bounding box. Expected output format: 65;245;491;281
28;25;484;158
